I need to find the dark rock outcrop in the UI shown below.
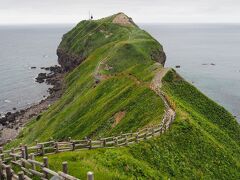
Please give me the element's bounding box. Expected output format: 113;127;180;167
36;73;47;83
0;111;19;125
151;50;166;66
35;66;63;83
49;65;62;73
58;48;166;73
57;49;86;72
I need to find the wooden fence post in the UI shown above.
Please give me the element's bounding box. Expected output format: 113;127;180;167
87;171;94;180
103;139;106;147
0;147;3;154
62;162;68;174
144;128;148;140
19;143;23;153
160;125;164;134
0;160;4;179
0;154;4;162
35;141;39;155
18;171;24;180
162;125;165;133
72;142;76;151
21;147;25;167
21;147;25;158
89;139;92;150
135;132;139;143
40;144;45;156
55;142;59;153
151;127;155;137
43;157;49;179
30;153;36;170
24;145;28;159
125;135;128;146
11;148;17;161
5;165;12;180
115;137;118;147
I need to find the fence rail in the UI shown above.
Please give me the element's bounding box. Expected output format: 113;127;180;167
0;112;175;180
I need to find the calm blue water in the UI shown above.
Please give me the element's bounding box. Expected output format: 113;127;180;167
0;25;70;115
0;24;239;122
141;24;240;122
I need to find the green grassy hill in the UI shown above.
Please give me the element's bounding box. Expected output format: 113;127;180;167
10;13;166;145
7;13;240;179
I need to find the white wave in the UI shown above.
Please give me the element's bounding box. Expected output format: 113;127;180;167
4;99;11;103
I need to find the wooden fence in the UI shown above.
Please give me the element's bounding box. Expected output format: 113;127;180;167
0;116;175;180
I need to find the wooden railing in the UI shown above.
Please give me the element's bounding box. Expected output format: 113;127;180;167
0;115;175;180
0;153;96;180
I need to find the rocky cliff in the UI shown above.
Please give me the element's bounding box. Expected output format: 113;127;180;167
57;13;166;72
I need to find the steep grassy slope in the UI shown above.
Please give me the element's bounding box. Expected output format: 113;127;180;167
39;70;240;179
57;12;165;73
7;13;166;146
6;13;240;179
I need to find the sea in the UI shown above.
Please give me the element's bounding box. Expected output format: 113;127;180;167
0;25;71;116
0;24;239;122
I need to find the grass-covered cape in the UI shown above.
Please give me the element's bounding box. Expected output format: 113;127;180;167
7;13;240;179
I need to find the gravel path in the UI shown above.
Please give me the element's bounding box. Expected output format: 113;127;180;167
150;67;176;131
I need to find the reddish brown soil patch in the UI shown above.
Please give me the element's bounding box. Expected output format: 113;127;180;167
112;13;135;27
112;111;126;128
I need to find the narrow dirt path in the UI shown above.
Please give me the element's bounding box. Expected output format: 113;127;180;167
94;47;176;132
94;55;176;132
94;30;133;82
151;67;170;89
150;67;176;131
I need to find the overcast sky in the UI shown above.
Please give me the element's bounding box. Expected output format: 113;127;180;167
1;0;240;24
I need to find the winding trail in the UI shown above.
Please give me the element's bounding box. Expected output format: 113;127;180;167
1;15;177;179
150;67;176;131
0;68;177;180
95;56;176;133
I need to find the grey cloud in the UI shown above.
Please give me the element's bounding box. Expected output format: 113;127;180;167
0;0;240;24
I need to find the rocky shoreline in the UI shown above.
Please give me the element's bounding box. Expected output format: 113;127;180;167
0;65;65;145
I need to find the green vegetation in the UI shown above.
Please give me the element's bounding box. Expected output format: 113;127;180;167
7;13;166;146
6;13;240;179
37;69;240;180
